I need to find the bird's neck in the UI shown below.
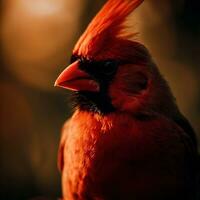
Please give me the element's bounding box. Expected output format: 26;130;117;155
72;108;156;131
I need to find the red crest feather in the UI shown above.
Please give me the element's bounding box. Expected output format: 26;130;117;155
73;0;144;59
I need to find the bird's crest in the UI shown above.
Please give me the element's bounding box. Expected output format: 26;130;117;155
73;0;144;59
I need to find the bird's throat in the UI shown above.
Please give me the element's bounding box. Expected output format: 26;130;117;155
72;91;115;114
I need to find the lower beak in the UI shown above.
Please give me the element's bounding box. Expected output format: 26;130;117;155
54;61;99;92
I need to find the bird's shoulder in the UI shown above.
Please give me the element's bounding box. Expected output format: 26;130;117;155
60;110;194;145
62;110;194;153
70;111;195;162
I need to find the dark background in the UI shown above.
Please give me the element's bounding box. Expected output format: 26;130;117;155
0;0;200;199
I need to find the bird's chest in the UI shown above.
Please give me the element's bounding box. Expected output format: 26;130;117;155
62;111;179;199
62;111;140;198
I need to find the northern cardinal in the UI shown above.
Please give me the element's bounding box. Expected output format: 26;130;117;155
55;0;198;199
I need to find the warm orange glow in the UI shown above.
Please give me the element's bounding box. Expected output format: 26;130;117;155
0;0;199;199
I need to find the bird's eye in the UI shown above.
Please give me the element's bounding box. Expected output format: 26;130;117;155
102;60;118;75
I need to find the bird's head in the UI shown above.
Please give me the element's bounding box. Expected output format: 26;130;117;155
55;0;178;116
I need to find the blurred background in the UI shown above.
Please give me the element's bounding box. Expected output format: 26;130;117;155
0;0;199;199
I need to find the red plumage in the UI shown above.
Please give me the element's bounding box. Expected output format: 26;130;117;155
55;0;198;199
74;0;143;60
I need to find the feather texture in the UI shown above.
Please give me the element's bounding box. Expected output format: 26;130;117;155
73;0;144;58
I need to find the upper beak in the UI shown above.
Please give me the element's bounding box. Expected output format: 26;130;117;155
54;61;99;92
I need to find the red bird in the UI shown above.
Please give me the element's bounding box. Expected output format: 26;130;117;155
55;0;198;199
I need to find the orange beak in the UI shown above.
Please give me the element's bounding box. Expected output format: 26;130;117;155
54;61;99;92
